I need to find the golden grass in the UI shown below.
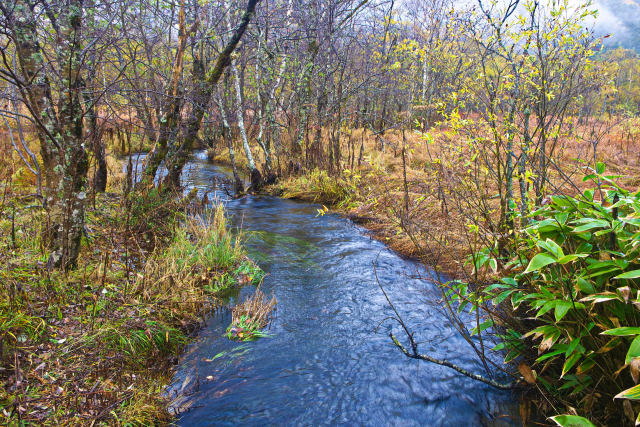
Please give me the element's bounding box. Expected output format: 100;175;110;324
267;116;640;277
228;285;277;341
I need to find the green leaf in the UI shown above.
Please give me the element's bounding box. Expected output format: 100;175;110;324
537;300;556;318
561;351;582;377
577;356;596;374
555;301;573;322
572;219;610;233
537;348;566;363
583;189;594;201
491;342;506;351
549;414;595;427
489;258;498;272
565;337;582;357
471;319;494;336
493;289;515;305
601;327;640;336
504;348;522;363
484;283;510;293
575;242;593;254
539;239;564;259
501;277;518;286
557;254;587;264
586;267;622;278
533;219;561;233
614;270;640;280
615;384;640;400
626;336;640;364
551;196;574;208
525;253;557;273
576;277;595;294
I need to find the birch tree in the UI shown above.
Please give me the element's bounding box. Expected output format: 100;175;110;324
1;0;91;268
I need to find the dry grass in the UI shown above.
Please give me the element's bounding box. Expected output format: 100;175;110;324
105;152;127;193
266;116;640;277
227;286;277;341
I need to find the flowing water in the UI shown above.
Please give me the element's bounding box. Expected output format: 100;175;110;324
136;151;520;426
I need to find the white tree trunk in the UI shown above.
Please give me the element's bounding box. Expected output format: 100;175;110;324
225;0;257;173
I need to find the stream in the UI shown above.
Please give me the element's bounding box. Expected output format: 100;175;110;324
134;151;520;426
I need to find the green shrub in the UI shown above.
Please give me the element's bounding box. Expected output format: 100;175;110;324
454;165;640;424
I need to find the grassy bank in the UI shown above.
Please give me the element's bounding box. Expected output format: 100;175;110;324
0;161;262;424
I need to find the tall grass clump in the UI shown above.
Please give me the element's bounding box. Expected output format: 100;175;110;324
136;204;262;319
68;319;188;369
226;286;277;341
449;165;640;425
278;169;359;209
126;187;186;250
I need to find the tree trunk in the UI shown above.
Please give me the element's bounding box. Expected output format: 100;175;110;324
230;54;260;189
294;41;319;164
163;0;260;188
8;0;89;269
215;86;244;193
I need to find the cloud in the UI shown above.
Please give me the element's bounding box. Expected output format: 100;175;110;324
587;0;640;49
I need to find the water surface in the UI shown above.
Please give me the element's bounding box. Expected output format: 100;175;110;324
140;151;520;426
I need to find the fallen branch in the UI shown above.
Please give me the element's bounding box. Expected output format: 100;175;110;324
374;260;519;391
389;333;517;390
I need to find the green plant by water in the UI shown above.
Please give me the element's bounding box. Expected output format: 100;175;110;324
225;315;270;341
448;164;640;425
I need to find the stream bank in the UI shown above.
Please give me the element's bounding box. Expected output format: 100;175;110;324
0;158;262;425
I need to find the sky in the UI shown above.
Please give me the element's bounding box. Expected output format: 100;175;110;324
587;0;640;49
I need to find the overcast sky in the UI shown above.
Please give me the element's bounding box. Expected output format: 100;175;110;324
586;0;640;49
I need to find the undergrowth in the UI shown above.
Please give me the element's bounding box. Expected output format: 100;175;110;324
274;169;360;209
0;179;261;424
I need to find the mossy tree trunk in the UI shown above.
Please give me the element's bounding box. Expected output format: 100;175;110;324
4;0;89;269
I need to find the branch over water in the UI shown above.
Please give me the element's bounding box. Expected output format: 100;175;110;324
389;333;517;390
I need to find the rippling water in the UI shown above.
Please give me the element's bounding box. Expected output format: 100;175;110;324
134;151;520;426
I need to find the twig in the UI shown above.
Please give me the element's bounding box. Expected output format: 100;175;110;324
374;260;519;390
389;333;517;390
